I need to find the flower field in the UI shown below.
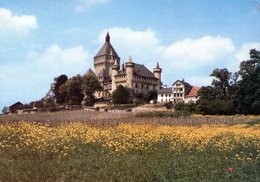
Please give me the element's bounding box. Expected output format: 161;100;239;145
0;112;259;181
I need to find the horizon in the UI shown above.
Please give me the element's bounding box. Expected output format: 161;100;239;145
1;0;260;109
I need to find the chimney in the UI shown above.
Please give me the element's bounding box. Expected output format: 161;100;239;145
122;63;125;72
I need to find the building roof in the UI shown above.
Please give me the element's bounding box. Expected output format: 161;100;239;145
172;80;192;88
85;68;95;75
158;87;172;94
95;33;119;58
133;64;156;79
9;101;23;108
186;87;201;97
97;68;110;78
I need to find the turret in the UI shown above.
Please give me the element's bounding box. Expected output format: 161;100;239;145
153;62;162;91
126;55;134;89
111;59;120;92
93;32;120;75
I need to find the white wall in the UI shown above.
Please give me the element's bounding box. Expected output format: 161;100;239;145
157;93;173;103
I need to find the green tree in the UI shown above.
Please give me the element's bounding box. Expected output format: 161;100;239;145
196;68;237;115
50;74;68;104
210;68;233;100
81;73;102;106
144;90;158;103
112;85;131;104
60;75;84;105
235;49;260;114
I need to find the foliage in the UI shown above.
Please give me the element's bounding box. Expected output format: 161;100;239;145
112;85;131;104
196;49;260;115
196;68;237;115
175;102;196;114
82;73;102;106
50;74;68;104
59;75;84;105
196;99;236;115
164;102;173;109
143;90;158;103
235;49;260;114
0;121;259;181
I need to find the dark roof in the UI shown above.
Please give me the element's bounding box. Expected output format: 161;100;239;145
85;68;95;75
133;64;156;79
95;33;119;58
186;87;201;97
172;80;192;88
97;69;110;78
9;101;23;108
158;87;172;94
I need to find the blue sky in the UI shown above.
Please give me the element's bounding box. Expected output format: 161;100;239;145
0;0;260;109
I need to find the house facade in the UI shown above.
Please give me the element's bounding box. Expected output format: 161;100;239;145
157;80;201;104
89;33;162;98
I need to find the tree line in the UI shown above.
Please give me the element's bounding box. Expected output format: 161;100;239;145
177;49;260;115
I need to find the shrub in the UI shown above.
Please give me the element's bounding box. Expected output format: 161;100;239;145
164;102;173;109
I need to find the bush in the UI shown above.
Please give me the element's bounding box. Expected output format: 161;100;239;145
112;85;131;104
95;107;100;111
164;102;173;109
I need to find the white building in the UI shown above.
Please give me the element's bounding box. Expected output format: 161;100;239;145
157;80;201;104
157;88;173;103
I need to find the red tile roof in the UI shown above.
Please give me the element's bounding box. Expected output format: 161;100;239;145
186;87;201;97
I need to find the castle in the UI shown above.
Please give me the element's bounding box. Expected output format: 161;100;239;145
88;33;162;98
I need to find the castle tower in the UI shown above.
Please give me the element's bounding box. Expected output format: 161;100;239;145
93;32;120;75
111;59;120;92
153;62;162;91
125;55;134;89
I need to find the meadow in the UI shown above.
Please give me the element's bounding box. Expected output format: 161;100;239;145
0;111;259;181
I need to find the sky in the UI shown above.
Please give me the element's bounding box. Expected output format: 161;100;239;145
0;0;260;109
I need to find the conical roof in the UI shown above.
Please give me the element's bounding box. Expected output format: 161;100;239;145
85;68;95;75
95;33;119;58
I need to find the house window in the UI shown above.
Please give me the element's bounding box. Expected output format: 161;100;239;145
165;94;167;97
135;83;138;88
180;88;183;91
169;94;171;97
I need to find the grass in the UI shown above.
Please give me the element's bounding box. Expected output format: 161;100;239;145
0;111;259;181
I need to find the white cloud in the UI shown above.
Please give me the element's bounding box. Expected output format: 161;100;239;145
75;0;110;12
164;36;235;69
186;76;212;87
0;44;89;108
28;44;89;75
98;27;164;68
227;42;260;72
98;27;236;86
235;42;260;62
0;8;38;35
